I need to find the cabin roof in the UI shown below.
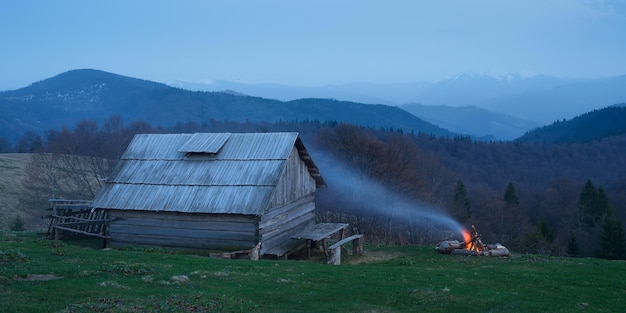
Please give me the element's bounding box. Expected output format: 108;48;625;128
92;132;325;215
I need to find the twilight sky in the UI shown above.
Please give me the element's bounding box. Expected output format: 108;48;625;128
1;0;625;91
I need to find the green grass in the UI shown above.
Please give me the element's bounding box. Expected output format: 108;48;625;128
1;232;625;312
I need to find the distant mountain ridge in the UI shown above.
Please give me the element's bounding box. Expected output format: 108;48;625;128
169;72;626;138
165;79;424;105
413;72;574;108
0;69;455;143
3;69;624;144
166;72;572;107
482;75;626;124
516;105;626;143
400;103;538;140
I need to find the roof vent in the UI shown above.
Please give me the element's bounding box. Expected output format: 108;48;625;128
178;133;231;156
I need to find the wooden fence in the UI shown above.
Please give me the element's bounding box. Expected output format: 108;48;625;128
47;198;109;240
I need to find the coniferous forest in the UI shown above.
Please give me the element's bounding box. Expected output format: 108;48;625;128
9;114;626;260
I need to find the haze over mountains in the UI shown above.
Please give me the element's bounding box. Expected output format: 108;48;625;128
400;103;538;141
1;69;625;143
169;72;626;139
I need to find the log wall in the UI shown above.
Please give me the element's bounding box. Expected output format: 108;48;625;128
107;210;259;252
259;195;316;256
258;147;318;256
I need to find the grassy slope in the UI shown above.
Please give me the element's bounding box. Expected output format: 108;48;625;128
1;232;625;313
0;154;29;230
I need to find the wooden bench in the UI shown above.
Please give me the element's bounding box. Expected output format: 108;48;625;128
327;234;364;265
292;223;348;259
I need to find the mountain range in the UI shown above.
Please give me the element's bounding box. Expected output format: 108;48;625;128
1;69;625;144
170;72;626;131
0;69;453;143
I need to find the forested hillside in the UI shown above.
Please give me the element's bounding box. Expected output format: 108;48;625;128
518;105;626;143
9;116;626;260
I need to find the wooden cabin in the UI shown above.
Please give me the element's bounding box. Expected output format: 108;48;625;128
91;132;326;257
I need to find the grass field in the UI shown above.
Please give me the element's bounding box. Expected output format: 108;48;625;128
1;232;625;312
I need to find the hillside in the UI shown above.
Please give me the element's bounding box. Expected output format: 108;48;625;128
0;69;455;143
401;103;538;140
0;154;29;230
517;105;626;143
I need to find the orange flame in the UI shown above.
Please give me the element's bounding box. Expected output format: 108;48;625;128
461;228;472;249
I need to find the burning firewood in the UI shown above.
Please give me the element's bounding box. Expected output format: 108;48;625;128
436;225;510;256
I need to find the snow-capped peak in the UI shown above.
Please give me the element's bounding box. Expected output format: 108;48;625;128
447;71;539;83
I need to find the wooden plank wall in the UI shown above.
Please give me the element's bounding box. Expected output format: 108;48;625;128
108;210;259;252
259;148;319;256
259;195;316;255
270;146;317;208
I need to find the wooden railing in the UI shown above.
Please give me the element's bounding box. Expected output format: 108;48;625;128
47;198;110;239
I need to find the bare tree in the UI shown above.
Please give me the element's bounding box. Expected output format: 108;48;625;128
18;116;150;217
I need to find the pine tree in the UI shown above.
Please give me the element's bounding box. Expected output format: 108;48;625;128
578;180;598;220
537;220;555;243
497;182;526;249
578;180;612;230
523;220;556;254
503;182;519;207
566;234;580;257
597;187;613;217
452;180;471;222
596;216;626;260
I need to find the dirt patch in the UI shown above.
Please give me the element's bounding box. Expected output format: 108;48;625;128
347;251;402;264
16;274;63;281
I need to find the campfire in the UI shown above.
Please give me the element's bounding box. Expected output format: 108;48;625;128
436;225;509;256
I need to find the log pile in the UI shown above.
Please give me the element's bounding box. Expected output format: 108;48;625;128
436;225;509;257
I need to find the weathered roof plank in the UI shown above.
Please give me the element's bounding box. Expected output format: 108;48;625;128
93;132;323;215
